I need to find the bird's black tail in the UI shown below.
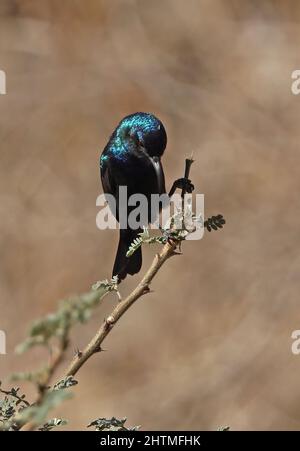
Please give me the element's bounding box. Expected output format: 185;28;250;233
113;229;142;282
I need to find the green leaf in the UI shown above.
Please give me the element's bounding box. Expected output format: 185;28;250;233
87;416;140;431
38;418;68;431
217;425;230;431
53;376;78;390
16;278;118;354
17;390;72;426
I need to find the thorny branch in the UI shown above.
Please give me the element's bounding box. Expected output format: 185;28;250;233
65;241;178;378
64;156;194;377
6;156;225;431
18;157;194;431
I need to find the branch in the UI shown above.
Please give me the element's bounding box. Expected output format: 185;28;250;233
64;156;194;377
18;157;196;431
0;384;30;408
19;343;67;431
19;242;177;431
7;154;228;432
39;334;69;396
65;241;177;377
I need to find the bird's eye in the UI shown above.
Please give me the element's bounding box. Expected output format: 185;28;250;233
136;130;144;145
126;129;137;144
130;129;144;146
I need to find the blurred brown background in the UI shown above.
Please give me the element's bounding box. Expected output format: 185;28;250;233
0;0;300;430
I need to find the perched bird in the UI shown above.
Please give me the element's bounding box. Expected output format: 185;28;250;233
100;112;194;281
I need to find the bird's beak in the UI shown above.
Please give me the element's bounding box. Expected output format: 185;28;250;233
150;156;161;175
151;156;160;163
150;156;160;170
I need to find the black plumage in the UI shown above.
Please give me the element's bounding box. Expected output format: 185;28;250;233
100;112;193;281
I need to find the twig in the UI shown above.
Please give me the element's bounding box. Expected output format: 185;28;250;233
19;241;177;432
64;241;177;377
38;344;67;398
181;154;194;200
0;386;30;408
64;157;194;377
19;339;68;431
180;154;194;247
19;157;194;430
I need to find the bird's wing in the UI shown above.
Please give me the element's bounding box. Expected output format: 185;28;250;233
100;156;115;195
100;155;120;221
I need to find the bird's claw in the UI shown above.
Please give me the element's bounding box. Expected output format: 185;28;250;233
174;177;194;193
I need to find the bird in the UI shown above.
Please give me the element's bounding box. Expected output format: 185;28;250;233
100;112;194;282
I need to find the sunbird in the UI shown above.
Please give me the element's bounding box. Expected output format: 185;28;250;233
100;112;194;281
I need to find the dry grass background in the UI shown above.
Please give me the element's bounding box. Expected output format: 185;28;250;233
0;0;300;430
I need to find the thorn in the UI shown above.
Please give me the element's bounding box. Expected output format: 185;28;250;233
95;345;107;353
170;250;182;257
103;318;110;331
142;285;152;295
74;347;83;359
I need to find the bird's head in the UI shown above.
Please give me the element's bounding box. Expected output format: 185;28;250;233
117;112;167;160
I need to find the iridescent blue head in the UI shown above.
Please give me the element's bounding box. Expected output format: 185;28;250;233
111;112;167;160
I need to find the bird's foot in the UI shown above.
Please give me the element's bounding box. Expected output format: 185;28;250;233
169;178;194;196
